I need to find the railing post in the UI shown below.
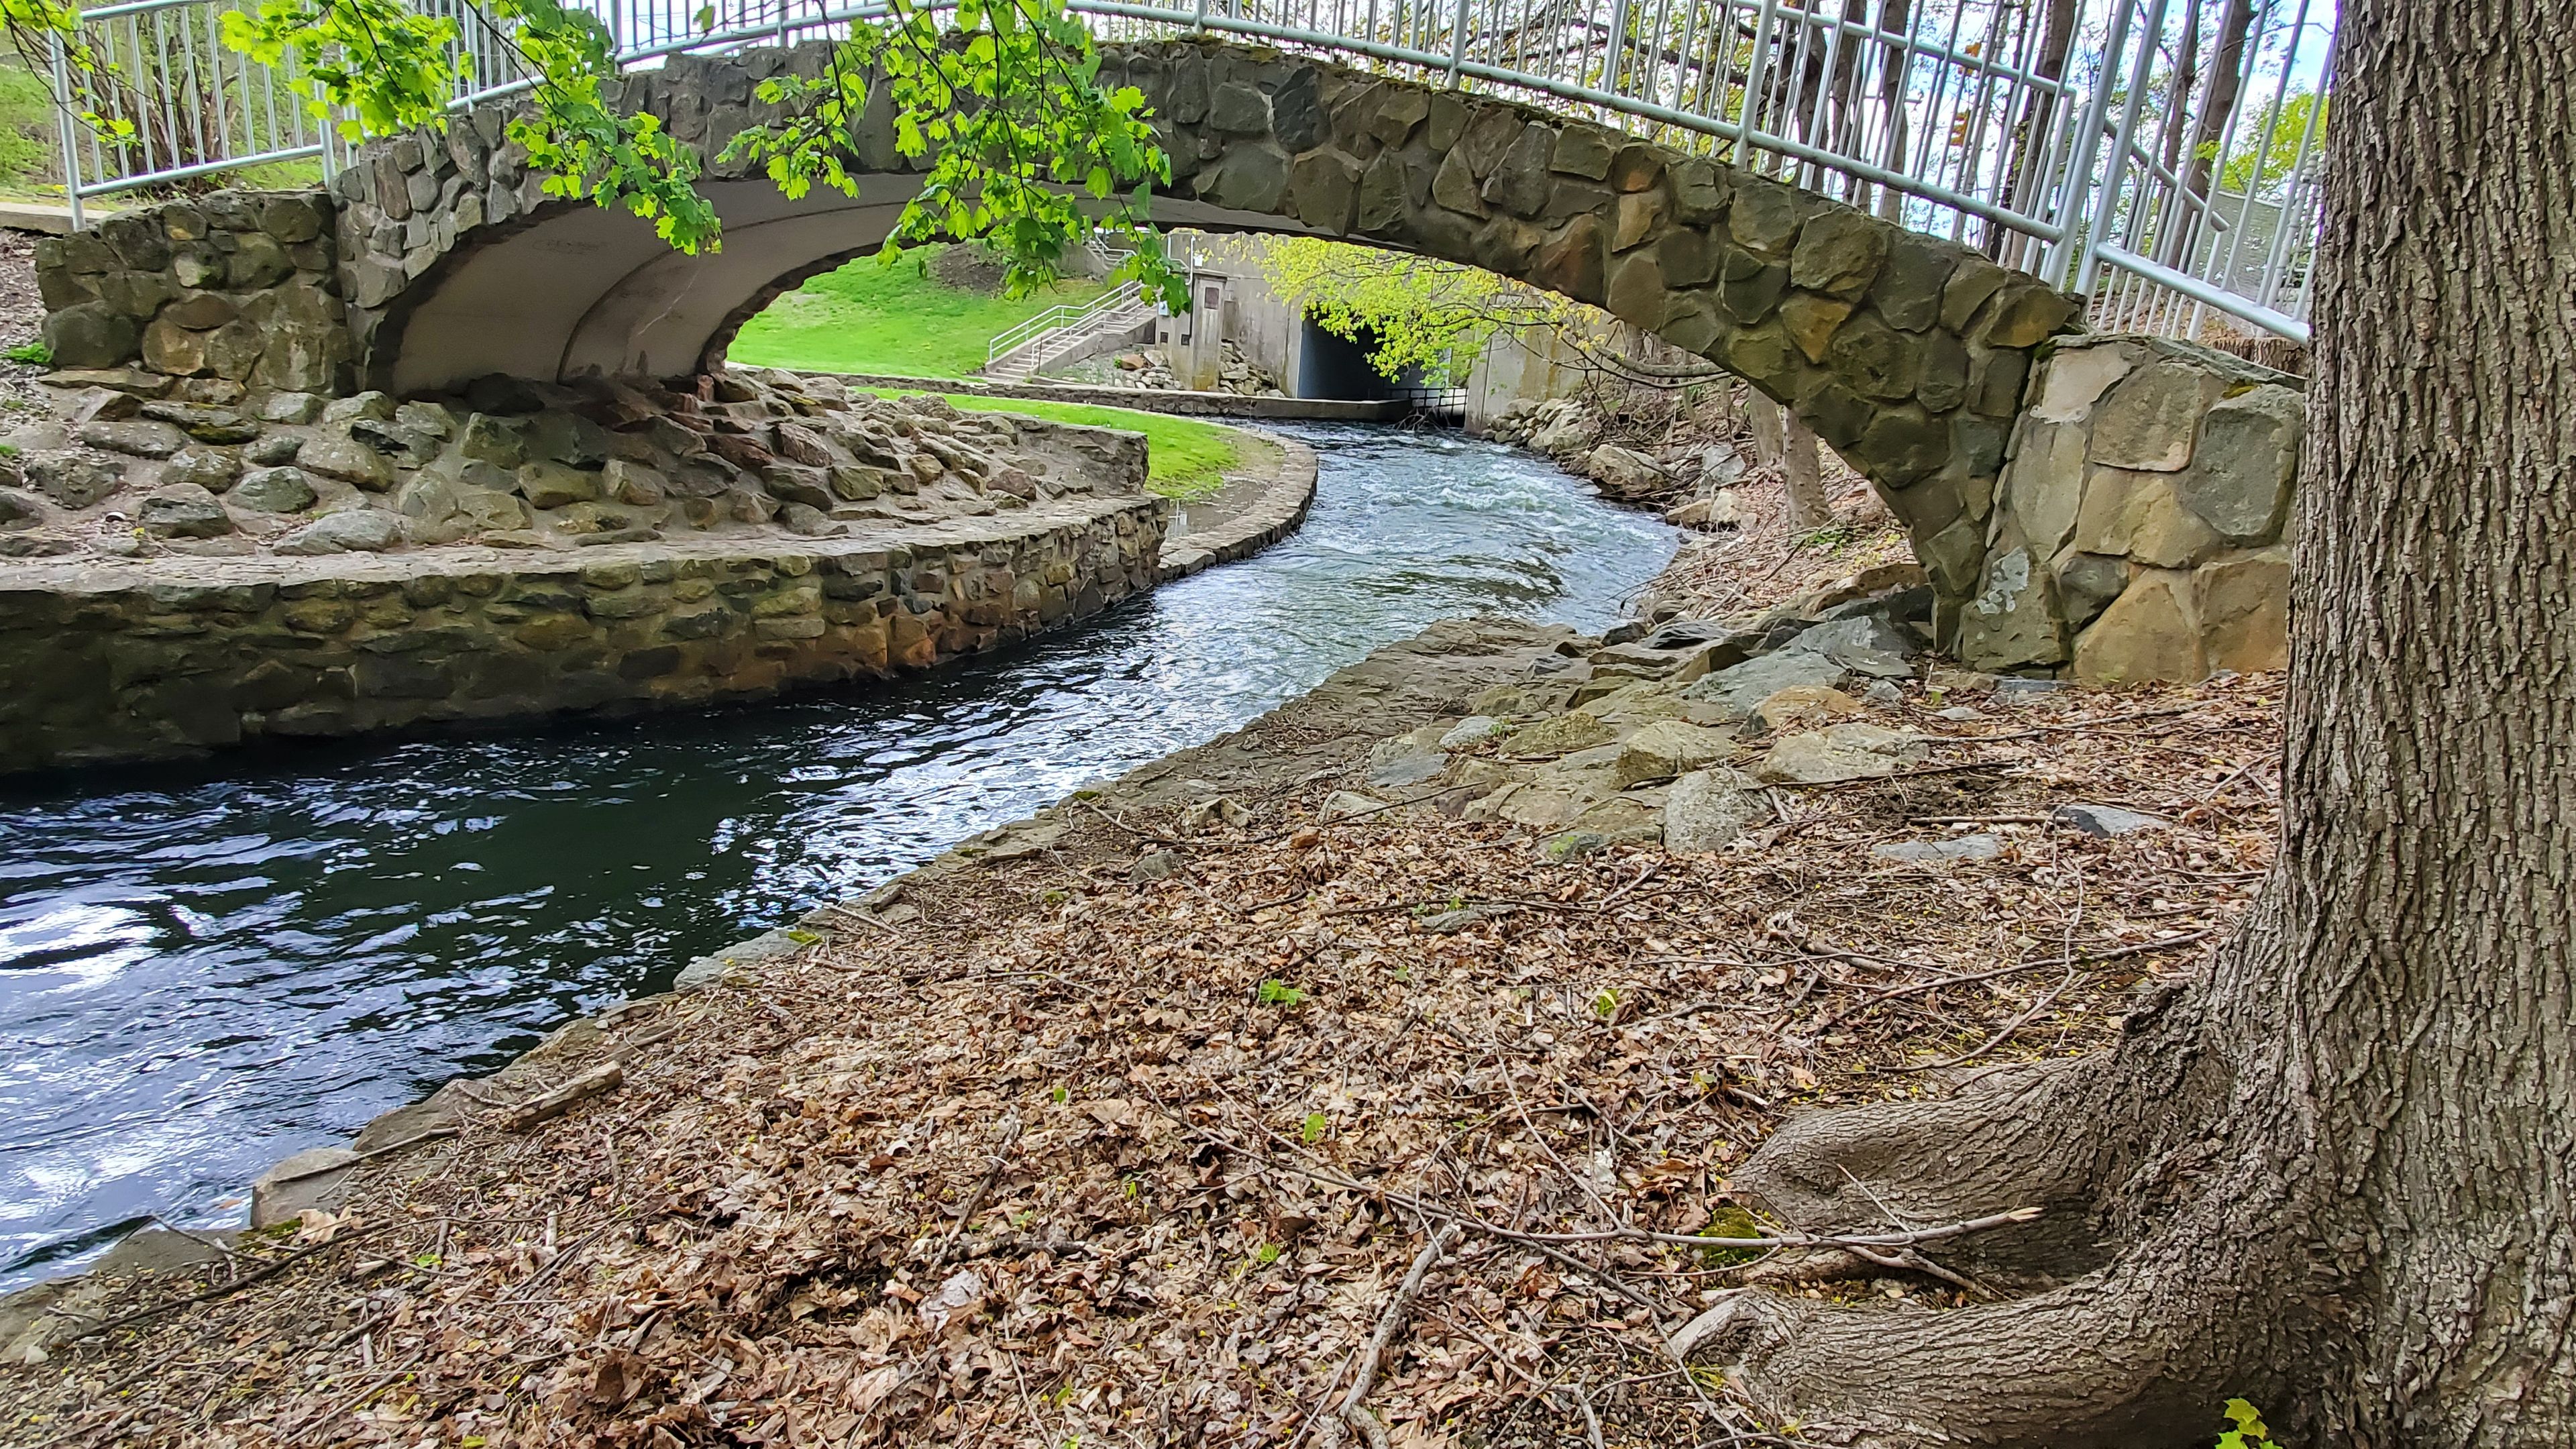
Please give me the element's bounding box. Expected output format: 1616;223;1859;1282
1603;0;1631;98
2044;0;2144;287
1442;0;1468;88
2075;0;2170;298
48;31;84;231
1736;0;1782;169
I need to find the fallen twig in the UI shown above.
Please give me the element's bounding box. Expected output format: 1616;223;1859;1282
503;1063;623;1131
1338;1224;1457;1449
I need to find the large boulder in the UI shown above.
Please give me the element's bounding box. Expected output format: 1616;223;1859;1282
136;483;233;538
1754;722;1926;784
1682;651;1851;720
1584;444;1673;500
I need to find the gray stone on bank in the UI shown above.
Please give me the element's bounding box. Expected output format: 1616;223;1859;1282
2053;802;2166;837
231;465;317;512
1682;649;1851;719
1663;766;1764;853
673;926;811;992
136;484;233;539
273;508;402;554
1754;722;1925;784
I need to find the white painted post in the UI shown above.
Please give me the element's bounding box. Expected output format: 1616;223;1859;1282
49;32;85;231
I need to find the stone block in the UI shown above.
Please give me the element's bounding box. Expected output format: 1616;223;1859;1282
1605;252;1664;329
2031;341;2137;422
2194;547;2290;672
299;435;396;490
1483;124;1556;218
2088;360;2209;471
1669;158;1727;223
1789;209;1887;299
233;466;317;513
1778;292;1853;363
2176;383;2302;543
1717;249;1789;323
2072;568;2206;686
1826;311;1919;401
274;510;403;554
2073;466;2222;568
43;301;142;370
1289;149;1361;231
1980;276;2079;347
1550;126;1615;179
1662;767;1762;853
1533;217;1605;305
1728;177;1800;254
1955;544;2065;671
2004;417;2088;555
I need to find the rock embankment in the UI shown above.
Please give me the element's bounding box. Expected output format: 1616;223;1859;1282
0;365;1144;561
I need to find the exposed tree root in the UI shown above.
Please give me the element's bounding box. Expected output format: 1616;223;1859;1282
1723;1060;2122;1289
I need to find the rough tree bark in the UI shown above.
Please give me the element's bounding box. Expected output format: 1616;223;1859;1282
1748;400;1832;531
1991;0;2077;267
1685;3;2576;1444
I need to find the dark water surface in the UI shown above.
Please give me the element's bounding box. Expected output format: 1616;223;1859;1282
0;423;1676;1287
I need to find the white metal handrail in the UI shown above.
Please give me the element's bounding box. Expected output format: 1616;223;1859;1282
41;0;2330;344
985;278;1145;367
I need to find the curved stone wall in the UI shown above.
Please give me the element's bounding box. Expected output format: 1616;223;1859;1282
0;496;1165;771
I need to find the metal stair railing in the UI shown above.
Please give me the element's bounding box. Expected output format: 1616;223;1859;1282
983;279;1145;376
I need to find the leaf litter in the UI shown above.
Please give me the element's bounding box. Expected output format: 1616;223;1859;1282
0;653;2282;1449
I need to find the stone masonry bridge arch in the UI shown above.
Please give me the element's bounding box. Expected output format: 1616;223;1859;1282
336;39;2078;612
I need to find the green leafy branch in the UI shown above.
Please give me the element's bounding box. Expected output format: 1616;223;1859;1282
722;0;1183;309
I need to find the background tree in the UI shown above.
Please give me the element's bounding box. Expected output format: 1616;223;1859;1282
1682;1;2576;1443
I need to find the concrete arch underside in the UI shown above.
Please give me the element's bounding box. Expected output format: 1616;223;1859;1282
342;39;2081;603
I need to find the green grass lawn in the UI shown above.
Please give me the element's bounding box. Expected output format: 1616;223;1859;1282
732;249;1107;379
865;388;1241;502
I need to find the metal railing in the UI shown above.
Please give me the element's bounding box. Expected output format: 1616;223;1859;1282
983;278;1147;374
42;0;2329;344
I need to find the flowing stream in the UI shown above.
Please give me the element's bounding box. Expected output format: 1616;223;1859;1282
0;422;1676;1288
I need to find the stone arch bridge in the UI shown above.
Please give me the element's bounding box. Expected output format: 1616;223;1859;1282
47;39;2271;673
339;42;2074;606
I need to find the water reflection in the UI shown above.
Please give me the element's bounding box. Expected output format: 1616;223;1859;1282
0;422;1676;1286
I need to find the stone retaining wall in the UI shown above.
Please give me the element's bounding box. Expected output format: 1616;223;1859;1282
36;191;349;394
1955;335;2301;684
0;497;1165;771
1157;436;1319;580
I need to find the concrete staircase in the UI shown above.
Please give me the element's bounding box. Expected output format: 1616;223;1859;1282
983;281;1155;382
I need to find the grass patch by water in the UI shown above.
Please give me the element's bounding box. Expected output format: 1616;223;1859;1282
731;249;1106;380
865;388;1240;502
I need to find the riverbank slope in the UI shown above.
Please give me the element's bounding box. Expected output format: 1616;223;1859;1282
0;601;2282;1446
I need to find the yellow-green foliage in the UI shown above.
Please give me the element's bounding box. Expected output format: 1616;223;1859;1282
1256;236;1570;387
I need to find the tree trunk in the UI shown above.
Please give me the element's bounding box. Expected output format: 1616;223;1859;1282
1991;0;2077;267
1686;3;2576;1444
1750;400;1832;531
